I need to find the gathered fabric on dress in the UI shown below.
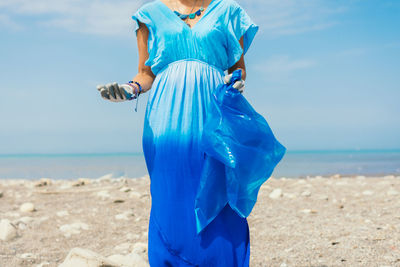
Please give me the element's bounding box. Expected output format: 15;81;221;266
132;0;258;266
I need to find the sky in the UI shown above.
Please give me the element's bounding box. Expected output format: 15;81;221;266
0;0;399;154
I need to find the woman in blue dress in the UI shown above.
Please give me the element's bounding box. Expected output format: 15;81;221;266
97;0;259;265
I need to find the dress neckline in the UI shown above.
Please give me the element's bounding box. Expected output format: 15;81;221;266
157;0;218;31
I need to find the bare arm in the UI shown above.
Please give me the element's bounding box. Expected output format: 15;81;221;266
131;21;156;93
227;36;246;81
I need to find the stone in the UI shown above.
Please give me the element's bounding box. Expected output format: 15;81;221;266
34;178;53;187
72;178;92;186
19;216;34;224
387;189;399;196
59;247;120;267
129;191;142;199
20;202;36;212
59;222;89;237
362;190;374;196
97;174;113;182
36;261;50;267
114;242;132;253
283;193;296;199
96;190;111;200
0;190;3;198
57;210;70;217
115;210;135;220
0;219;18;241
269;188;283;199
107;252;149;267
18;252;35;259
120;187;132;192
301;191;312;197
132;242;148;255
300;209;318;214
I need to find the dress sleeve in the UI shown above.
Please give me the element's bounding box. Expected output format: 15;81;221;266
226;3;259;69
131;7;155;66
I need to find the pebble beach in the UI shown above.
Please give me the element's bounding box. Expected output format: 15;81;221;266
0;174;399;267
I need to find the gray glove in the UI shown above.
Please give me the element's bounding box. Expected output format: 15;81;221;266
223;73;245;93
96;82;138;102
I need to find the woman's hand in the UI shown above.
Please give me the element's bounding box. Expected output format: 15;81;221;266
224;69;245;93
96;82;139;102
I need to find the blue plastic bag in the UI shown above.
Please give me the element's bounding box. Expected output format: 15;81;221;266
194;69;287;234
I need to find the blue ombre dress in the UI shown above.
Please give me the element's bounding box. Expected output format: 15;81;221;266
132;0;259;266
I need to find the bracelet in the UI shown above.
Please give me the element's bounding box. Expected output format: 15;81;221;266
129;81;142;95
128;80;143;112
126;83;139;98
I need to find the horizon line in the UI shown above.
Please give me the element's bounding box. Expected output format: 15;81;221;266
1;148;400;158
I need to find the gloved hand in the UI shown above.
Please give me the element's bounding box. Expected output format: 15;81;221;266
96;82;138;102
223;69;245;93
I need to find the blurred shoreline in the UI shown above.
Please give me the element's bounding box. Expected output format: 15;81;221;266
1;149;400;180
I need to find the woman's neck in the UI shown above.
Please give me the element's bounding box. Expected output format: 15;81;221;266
177;0;198;5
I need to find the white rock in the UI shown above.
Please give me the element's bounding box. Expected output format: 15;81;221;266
126;233;140;240
132;242;148;255
115;210;135;221
129;191;142;199
283;193;296;199
387;189;399;196
59;222;89;237
120;187;132;193
78;178;92;185
59;247;120;267
317;195;329;201
107;252;149;267
58;183;73;190
4;211;20;217
114;242;132;252
35;261;50;267
362;190;374;196
280;263;288;267
17;216;34;224
301;191;312;197
97;190;111;200
300;209;317;214
38;216;49;223
20;202;36;212
300;209;311;214
97;174;113;182
18;252;35;259
34;178;53;187
142;231;148;239
269;188;283;199
0;219;18;241
57;210;70;217
383;175;395;179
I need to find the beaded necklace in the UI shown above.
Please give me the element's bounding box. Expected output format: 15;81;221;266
173;0;205;28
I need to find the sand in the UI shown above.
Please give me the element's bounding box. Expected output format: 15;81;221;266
0;174;399;267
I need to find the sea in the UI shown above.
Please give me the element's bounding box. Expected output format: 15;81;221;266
0;150;399;180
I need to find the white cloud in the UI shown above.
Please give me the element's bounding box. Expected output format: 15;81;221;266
0;0;347;37
0;0;145;36
0;13;21;30
253;55;316;77
240;0;347;37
